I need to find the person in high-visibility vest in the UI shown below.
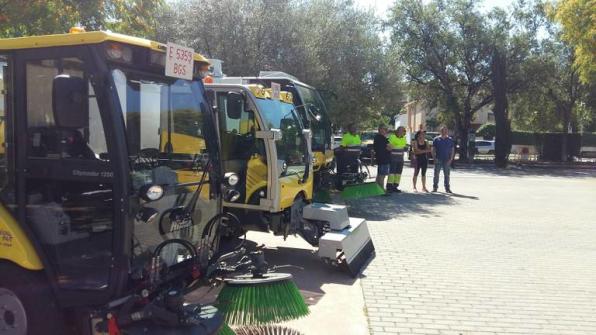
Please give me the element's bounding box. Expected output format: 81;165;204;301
387;126;408;192
340;124;362;148
337;124;362;183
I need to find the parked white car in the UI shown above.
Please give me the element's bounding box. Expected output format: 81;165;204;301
475;140;495;154
333;135;343;149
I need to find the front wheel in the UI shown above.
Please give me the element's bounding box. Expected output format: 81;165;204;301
0;262;64;335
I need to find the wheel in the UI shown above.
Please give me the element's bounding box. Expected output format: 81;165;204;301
0;262;64;335
488;150;495;155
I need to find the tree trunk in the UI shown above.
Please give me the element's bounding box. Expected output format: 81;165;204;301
491;49;511;168
458;104;472;163
561;109;571;162
459;127;469;162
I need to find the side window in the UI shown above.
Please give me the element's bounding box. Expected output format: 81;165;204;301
26;58;108;160
217;93;257;135
24;57;114;290
217;92;262;160
0;57;7;189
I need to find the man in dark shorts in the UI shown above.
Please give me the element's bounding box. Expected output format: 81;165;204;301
432;126;455;193
373;125;391;193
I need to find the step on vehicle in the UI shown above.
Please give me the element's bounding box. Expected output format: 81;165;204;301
205;83;374;275
0;28;274;335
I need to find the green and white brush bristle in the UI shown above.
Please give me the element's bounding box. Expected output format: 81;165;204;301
217;274;309;325
218;323;236;335
235;325;305;335
341;182;385;200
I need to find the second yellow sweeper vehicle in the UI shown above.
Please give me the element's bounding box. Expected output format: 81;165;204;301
205;81;375;275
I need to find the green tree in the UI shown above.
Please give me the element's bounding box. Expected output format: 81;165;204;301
159;0;402;128
550;0;596;85
0;0;164;38
507;1;592;160
486;1;546;167
387;0;495;161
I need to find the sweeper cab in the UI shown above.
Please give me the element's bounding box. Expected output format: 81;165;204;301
205;69;334;193
0;29;289;335
204;82;374;275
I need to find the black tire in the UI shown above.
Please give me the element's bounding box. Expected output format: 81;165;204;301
0;262;65;335
488;150;495;155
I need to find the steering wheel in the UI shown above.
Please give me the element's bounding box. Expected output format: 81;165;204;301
132;148;160;169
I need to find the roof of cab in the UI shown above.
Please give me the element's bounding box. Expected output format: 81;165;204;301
206;83;294;104
0;30;209;63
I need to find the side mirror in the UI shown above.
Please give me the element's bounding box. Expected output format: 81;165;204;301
52;74;88;128
227;91;244;120
308;105;322;121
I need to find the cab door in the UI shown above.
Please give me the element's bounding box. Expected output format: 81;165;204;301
14;48;122;305
213;89;269;207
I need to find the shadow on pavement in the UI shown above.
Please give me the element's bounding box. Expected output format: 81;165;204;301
345;192;458;220
443;192;479;200
262;245;362;306
453;164;596;178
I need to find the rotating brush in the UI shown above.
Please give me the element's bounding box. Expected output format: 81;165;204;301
235;325;305;335
218;272;309;325
218;323;236;335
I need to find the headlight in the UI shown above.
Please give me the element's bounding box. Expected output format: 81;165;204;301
140;184;164;202
225;189;241;202
225;172;239;186
282;161;288;171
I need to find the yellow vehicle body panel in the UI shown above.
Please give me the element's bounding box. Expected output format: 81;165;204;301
176;170;211;198
279;173;313;209
313;151;326;172
325;149;334;165
0;30;210;63
0;121;4;155
313;149;334;171
0;205;43;270
245;155;268;201
160;132;206;154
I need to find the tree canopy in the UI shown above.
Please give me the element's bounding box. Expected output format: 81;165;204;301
550;0;596;85
387;0;496;160
0;0;163;38
0;0;593;148
157;0;403;129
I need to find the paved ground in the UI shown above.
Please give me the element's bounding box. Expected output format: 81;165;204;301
350;166;596;335
247;230;369;335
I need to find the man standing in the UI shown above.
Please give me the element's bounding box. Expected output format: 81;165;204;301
387;126;407;193
432;126;455;193
373;125;391;193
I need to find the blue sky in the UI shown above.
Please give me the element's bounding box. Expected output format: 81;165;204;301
354;0;516;19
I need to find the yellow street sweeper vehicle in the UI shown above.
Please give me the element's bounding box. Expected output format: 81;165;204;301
209;71;334;191
205;82;374;275
0;29;294;335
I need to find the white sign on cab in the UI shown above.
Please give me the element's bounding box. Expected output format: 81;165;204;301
165;42;194;80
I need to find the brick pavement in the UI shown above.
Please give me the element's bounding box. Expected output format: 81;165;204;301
351;167;596;335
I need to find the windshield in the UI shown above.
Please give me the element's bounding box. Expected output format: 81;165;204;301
111;69;211;190
111;68;220;269
256;99;307;177
294;85;330;151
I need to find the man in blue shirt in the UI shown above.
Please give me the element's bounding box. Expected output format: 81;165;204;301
432;126;455;193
